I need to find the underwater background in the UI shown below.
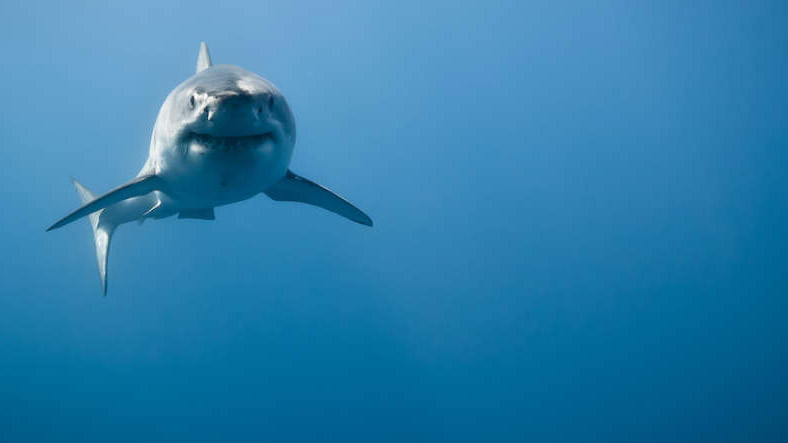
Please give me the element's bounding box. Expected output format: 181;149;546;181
1;1;787;441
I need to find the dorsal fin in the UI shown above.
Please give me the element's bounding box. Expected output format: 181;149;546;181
196;41;212;73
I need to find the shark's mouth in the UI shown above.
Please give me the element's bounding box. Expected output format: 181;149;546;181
189;131;274;151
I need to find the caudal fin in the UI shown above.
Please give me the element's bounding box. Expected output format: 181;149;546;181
72;178;116;296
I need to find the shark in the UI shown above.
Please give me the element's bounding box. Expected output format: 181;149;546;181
46;42;372;295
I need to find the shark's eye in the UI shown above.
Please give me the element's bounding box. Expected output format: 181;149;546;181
268;95;275;109
189;95;196;109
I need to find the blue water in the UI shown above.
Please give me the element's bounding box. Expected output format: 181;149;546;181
1;1;787;441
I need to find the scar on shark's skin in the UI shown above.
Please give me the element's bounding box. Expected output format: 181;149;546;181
47;42;372;296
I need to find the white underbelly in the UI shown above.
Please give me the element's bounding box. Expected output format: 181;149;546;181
159;139;291;209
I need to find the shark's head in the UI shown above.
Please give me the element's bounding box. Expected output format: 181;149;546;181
146;45;299;204
160;64;296;154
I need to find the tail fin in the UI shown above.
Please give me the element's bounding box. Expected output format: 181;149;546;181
72;178;116;296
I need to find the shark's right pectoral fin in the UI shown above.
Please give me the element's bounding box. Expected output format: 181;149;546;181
265;170;373;226
47;174;164;232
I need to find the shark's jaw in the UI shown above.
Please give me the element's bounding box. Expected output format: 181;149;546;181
187;131;275;152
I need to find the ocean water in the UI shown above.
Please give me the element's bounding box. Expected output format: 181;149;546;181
1;1;787;442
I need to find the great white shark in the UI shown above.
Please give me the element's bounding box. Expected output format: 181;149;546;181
47;42;372;295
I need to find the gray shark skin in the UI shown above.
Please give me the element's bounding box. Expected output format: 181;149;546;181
47;42;372;295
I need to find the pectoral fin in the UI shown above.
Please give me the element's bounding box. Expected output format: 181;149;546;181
265;170;373;226
47;174;164;232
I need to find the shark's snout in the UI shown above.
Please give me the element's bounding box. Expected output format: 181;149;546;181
185;91;281;152
200;93;273;135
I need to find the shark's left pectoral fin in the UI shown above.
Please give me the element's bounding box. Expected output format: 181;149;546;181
47;174;164;232
265;170;373;227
